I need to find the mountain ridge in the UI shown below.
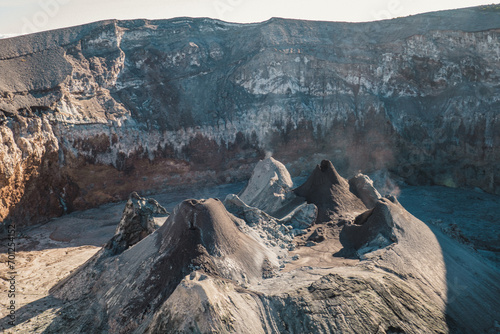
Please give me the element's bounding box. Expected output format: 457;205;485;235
0;5;499;226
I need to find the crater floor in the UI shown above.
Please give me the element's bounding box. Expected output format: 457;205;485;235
0;181;498;333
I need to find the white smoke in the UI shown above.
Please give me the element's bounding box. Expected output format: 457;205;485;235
369;169;402;198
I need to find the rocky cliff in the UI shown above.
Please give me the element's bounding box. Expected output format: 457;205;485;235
1;5;499;226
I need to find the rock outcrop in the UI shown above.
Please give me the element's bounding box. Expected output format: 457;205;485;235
348;173;382;209
105;192;168;255
1;5;499;226
224;156;318;251
238;157;295;216
340;197;399;258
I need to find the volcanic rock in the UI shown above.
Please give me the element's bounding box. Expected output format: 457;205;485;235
224;157;317;248
141;193;500;333
144;272;268;333
105;192;168;255
4;6;499;328
294;160;367;222
279;201;318;229
238;157;295;216
160;198;277;283
340;198;398;258
308;227;326;243
225;192;316;230
43;171;500;334
349;173;382;209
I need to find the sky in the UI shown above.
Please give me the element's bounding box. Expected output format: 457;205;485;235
0;0;496;38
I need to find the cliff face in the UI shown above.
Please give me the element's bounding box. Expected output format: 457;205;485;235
1;6;499;225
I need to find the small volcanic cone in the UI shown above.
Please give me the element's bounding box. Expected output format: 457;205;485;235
348;173;382;209
294;160;366;223
50;198;274;333
230;156;317;228
159;198;275;282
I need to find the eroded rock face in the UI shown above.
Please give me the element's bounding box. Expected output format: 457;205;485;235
224;193;300;251
340;197;399;258
105;192;168;255
1;6;500;226
0;116;69;224
227;156;317;230
224;157;318;249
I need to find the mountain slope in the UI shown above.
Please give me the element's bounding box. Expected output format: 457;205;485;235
0;6;499;226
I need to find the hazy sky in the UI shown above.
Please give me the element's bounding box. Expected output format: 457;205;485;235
0;0;496;37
